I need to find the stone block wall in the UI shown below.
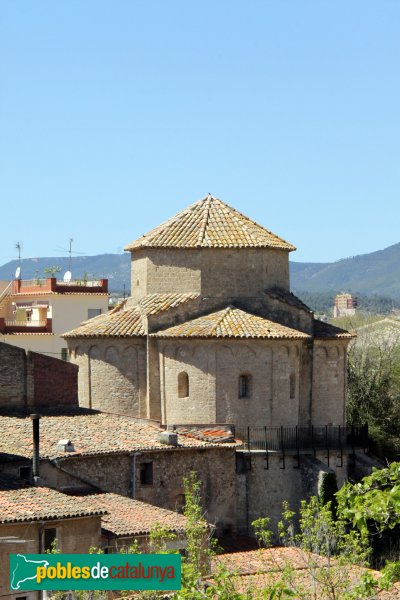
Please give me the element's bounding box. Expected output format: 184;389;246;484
312;340;347;426
70;339;147;416
131;247;290;300
45;447;237;533
159;339;304;427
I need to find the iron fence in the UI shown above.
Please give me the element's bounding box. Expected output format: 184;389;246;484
234;424;368;453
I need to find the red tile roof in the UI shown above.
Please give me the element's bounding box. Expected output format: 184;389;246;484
0;486;105;523
152;306;311;340
0;414;232;461
124;195;296;251
84;493;188;536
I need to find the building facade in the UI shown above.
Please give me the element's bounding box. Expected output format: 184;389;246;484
0;276;109;359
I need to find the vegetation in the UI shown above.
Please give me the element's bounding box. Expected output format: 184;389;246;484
47;469;400;599
345;316;400;458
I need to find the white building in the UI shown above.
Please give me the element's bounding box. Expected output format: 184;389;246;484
0;276;109;359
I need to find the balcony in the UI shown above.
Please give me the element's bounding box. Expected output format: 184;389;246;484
0;317;52;333
11;277;108;295
234;424;369;453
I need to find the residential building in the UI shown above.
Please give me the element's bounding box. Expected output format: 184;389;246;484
0;276;109;360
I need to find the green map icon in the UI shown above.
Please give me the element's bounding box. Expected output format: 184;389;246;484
10;554;49;590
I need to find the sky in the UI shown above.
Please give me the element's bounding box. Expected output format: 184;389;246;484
1;1;399;266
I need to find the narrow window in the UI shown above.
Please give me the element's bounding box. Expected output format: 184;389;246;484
140;462;153;486
87;308;102;319
290;373;296;399
239;375;251;398
43;528;57;552
178;372;189;398
61;347;69;361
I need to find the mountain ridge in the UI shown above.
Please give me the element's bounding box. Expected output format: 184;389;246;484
0;241;399;298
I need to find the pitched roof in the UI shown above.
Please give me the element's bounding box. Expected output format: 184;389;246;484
0;414;231;461
151;306;310;340
265;288;312;313
63;305;145;338
85;493;188;536
124;195;296;251
313;319;355;340
62;294;201;338
139;293;199;316
0;486;105;524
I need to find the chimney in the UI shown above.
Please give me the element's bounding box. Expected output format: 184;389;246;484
30;414;41;484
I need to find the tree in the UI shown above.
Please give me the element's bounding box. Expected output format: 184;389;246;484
346;321;400;458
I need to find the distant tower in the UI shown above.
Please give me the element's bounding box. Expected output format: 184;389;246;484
333;293;357;318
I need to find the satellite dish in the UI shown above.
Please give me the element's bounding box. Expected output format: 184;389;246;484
63;270;72;283
15;267;21;280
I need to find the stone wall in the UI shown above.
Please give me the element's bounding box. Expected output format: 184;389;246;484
70;339;147;416
159;339;305;427
44;447;237;533
312;340;347;426
236;451;351;535
131;247;290;300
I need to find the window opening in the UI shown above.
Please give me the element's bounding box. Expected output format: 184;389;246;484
178;372;189;398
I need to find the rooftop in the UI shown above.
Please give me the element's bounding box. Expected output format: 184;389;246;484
124;195;296;251
313;319;355;339
151;306;311;340
62;304;145;338
0;413;232;461
0;486;105;524
84;493;188;536
62;293;200;338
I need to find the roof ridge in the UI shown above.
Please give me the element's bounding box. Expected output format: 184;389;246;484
197;194;212;245
210;306;234;335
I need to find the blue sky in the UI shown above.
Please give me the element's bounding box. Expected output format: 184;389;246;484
1;1;399;266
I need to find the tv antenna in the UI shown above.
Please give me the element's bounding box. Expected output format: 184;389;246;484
15;242;22;267
54;238;86;271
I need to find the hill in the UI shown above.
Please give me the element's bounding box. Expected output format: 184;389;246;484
0;254;131;293
1;240;400;300
290;242;400;300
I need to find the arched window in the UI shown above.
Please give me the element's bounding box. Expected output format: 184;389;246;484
289;373;296;399
178;372;189;398
238;374;251;398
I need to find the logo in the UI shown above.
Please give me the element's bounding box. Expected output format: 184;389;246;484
10;554;181;591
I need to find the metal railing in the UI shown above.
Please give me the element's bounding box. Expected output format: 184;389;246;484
4;319;47;327
234;424;369;453
59;279;102;287
19;279;47;287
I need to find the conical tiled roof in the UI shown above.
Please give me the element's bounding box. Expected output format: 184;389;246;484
124;195;296;251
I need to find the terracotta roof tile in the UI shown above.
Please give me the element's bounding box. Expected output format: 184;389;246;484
124;196;296;251
84;493;188;536
63;305;145;339
313;319;355;339
0;487;105;523
0;414;229;460
139;293;199;315
151;306;311;340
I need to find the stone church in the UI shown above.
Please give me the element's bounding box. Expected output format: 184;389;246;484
64;194;353;431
